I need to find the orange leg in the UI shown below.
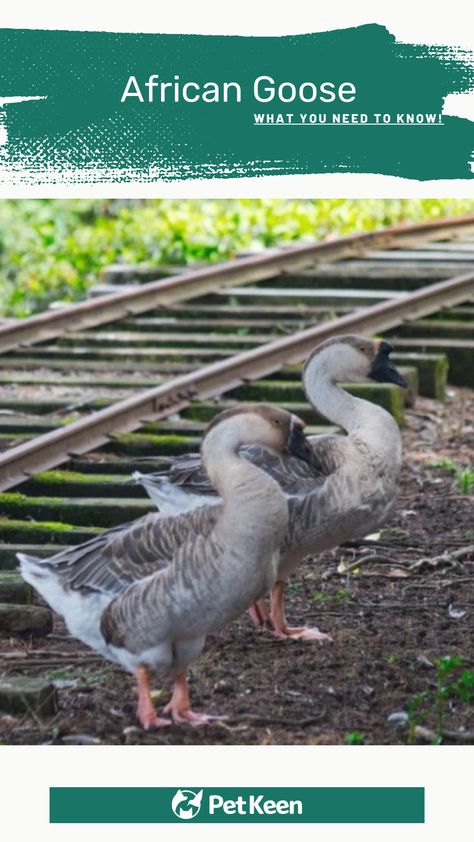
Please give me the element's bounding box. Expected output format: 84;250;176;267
163;672;224;726
248;598;271;627
270;581;331;641
135;666;171;730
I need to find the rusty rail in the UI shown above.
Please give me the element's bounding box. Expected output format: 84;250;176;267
0;268;473;491
1;213;474;354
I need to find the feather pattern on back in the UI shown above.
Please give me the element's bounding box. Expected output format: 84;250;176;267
31;505;221;598
134;434;342;498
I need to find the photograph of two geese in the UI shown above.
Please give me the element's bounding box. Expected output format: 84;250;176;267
19;335;407;730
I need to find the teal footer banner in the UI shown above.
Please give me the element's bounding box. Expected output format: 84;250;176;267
50;786;424;823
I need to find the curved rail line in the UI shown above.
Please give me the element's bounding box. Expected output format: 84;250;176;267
0;268;473;491
0;213;472;623
0;211;473;491
1;212;474;354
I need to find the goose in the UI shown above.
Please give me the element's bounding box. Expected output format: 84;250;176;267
132;335;407;640
18;405;313;729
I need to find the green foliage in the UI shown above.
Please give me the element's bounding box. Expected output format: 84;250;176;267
312;587;352;603
426;457;456;471
456;469;474;495
345;731;365;745
406;656;474;744
1;198;474;316
384;654;399;665
286;581;302;593
334;587;352;603
426;458;473;494
406;691;430;745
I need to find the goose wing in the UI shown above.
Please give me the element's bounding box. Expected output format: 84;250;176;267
24;504;221;597
135;436;343;498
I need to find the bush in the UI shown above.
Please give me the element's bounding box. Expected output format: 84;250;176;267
1;198;473;317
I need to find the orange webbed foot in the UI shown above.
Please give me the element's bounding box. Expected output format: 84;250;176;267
163;704;222;727
164;672;226;726
269;581;331;642
138;706;172;730
272;625;332;642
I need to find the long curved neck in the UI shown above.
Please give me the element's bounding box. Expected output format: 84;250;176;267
304;361;361;433
201;423;287;539
303;359;402;464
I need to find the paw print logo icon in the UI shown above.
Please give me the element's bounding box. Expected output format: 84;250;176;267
171;789;204;820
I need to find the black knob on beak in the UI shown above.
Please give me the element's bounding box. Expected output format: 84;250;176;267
369;340;407;388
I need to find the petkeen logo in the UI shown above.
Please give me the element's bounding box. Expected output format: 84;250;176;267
49;786;425;824
171;788;301;819
171;789;204;820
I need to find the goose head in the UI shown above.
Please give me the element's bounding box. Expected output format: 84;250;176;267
303;335;407;392
201;404;314;465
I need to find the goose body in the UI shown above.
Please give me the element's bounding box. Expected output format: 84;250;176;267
281;405;401;575
19;405;311;727
133;337;406;639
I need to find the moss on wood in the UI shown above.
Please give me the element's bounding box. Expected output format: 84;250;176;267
0;494;154;528
0;518;103;545
0;573;32;604
0;603;53;637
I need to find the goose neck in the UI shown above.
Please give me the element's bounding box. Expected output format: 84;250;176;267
202;427;279;504
304;364;402;465
304;368;360;433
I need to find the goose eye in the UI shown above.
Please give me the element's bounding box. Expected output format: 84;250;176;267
273;418;281;426
358;346;366;353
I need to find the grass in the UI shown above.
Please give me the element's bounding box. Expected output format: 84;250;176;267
406;656;474;744
345;731;365;745
334;588;353;603
426;459;474;495
427;458;456;471
45;665;113;688
456;469;474;495
312;587;352;603
384;654;400;665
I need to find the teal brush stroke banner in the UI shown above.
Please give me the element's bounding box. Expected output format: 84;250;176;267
0;24;473;183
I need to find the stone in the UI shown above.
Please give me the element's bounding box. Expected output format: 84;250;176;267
0;603;53;637
0;676;57;716
0;573;32;604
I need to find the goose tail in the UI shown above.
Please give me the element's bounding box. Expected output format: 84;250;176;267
17;551;58;591
17;551;45;577
17;551;68;616
132;471;217;515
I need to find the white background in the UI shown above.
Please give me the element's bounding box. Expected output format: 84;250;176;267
0;3;473;840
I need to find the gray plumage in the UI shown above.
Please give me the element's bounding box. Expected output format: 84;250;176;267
17;405;302;687
134;439;332;497
132;336;405;637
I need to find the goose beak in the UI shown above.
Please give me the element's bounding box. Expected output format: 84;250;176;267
287;417;315;466
369;340;407;388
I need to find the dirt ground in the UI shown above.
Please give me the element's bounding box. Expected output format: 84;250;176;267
1;387;473;746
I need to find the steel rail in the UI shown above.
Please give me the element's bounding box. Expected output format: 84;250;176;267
1;214;474;354
0;269;473;491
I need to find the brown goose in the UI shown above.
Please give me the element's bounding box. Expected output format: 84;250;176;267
133;336;407;640
18;405;312;728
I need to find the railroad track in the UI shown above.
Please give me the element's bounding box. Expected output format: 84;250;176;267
0;214;473;668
